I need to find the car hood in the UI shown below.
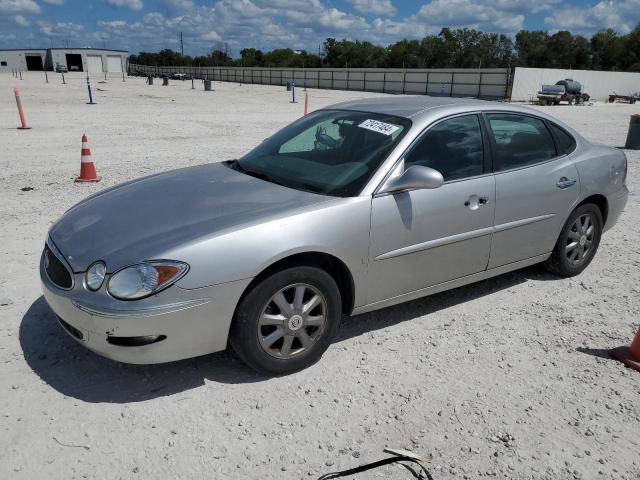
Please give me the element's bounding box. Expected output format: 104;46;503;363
49;162;334;272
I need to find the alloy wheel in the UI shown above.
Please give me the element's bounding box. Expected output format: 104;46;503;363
566;214;595;266
257;283;327;359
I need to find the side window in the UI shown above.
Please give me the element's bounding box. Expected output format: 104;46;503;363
404;115;484;181
550;123;576;155
486;114;557;171
0;61;7;66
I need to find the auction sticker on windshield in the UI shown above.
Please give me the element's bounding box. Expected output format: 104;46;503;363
358;119;400;136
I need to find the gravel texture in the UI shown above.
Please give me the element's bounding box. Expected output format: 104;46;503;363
0;72;638;479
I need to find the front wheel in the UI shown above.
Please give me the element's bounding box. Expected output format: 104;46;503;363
229;267;342;375
543;204;603;277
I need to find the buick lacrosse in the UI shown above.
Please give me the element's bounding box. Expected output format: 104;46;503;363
41;97;628;374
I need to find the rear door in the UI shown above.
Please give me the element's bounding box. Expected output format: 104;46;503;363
367;114;495;304
485;113;580;268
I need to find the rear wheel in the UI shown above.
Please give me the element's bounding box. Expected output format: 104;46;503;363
543;204;603;277
229;267;342;375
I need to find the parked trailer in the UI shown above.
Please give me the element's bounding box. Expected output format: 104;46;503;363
608;93;638;104
537;79;590;106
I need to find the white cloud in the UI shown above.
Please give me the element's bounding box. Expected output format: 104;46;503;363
97;20;127;29
545;0;640;35
347;0;396;16
14;13;28;26
43;0;65;5
105;0;144;11
0;0;40;14
163;0;193;11
38;20;85;37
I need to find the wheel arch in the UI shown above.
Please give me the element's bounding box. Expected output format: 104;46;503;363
576;194;608;225
236;251;356;316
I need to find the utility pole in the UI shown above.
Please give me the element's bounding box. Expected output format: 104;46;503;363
180;32;184;56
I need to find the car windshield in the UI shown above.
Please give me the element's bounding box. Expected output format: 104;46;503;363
235;109;411;197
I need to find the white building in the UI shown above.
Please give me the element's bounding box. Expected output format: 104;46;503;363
0;48;128;73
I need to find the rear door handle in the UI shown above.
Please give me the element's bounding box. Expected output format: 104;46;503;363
557;177;577;189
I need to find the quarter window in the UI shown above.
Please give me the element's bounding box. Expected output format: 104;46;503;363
550;123;576;155
404;115;484;181
486;114;557;171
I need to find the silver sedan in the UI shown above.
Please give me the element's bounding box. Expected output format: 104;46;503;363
40;97;629;374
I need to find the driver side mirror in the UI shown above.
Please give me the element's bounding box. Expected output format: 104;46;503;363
379;165;444;194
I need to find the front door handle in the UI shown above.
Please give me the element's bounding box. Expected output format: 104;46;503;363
465;195;490;210
557;177;577;189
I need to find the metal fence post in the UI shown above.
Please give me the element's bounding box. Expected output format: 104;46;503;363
425;71;430;95
382;71;386;93
477;71;483;98
363;71;367;91
402;70;406;94
331;70;334;90
450;72;455;97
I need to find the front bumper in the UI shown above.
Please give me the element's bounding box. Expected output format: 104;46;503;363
40;248;251;364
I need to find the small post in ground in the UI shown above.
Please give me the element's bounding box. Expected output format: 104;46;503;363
14;88;31;130
86;74;96;105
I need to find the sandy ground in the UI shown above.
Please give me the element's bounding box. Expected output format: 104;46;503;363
0;72;638;480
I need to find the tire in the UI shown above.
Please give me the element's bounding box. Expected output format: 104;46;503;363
543;204;603;277
229;267;342;375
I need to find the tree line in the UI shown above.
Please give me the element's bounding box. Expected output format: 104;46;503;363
129;26;640;72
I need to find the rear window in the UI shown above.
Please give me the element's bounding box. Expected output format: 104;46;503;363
550;124;576;155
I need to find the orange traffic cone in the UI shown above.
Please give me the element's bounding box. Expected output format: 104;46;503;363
75;134;101;183
610;327;640;372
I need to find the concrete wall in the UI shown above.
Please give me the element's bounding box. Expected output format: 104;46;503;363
0;50;47;72
131;64;511;99
511;67;640;102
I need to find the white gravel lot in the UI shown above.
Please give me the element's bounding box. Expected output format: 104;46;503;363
0;72;638;480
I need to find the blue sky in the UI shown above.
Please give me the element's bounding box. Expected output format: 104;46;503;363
1;0;639;56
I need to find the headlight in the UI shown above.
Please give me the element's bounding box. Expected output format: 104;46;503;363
85;261;106;291
107;261;189;300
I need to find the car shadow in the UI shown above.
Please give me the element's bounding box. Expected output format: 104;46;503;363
21;265;551;403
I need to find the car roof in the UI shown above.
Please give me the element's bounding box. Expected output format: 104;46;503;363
327;96;494;119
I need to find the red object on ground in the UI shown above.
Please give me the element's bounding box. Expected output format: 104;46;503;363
14;88;31;130
75;134;101;183
304;92;309;115
610;327;640;372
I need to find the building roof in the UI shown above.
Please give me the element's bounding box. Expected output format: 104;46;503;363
0;48;127;53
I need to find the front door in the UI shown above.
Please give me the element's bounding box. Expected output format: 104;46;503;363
367;114;495;304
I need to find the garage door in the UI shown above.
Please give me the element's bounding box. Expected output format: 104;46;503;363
86;55;103;73
106;55;122;72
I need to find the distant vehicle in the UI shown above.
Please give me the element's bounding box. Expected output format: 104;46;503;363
608;93;638;104
55;63;68;73
41;97;628;375
69;65;80;72
537;79;590;106
170;72;188;80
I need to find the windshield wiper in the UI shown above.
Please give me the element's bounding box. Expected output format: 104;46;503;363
227;160;288;188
